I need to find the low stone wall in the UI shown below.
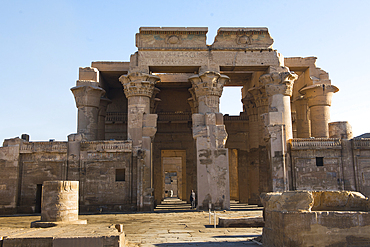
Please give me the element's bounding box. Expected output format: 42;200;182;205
261;191;370;247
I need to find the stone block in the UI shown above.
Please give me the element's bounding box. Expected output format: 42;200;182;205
205;113;216;126
261;191;314;212
218;216;264;227
192;114;204;127
79;67;99;82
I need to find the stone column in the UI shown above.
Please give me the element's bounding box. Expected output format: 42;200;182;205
189;71;230;210
241;93;259;204
294;96;311;138
97;97;112;140
71;80;105;141
119;72;160;211
299;84;339;138
260;68;297;141
260;67;297;192
31;181;86;227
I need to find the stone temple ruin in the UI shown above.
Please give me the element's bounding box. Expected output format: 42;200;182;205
1;27;370;214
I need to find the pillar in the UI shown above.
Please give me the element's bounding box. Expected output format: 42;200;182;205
299;84;339;138
97;97;112;140
259;67;297;192
71;80;105;141
241;93;259;204
189;71;230;210
294;96;311;138
119;72;160;211
260;68;297;141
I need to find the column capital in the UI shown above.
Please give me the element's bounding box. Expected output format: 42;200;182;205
242;94;257;117
189;71;229;98
299;84;339;107
248;87;269;108
119;72;160;98
259;69;298;97
71;85;105;108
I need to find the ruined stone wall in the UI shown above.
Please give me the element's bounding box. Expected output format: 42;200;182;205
0;144;21;214
290;138;343;191
0;138;134;214
289;138;370;195
353;138;370;197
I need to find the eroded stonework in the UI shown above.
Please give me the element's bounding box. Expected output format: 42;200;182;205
0;27;369;216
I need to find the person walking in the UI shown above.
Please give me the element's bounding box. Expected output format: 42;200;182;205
190;190;196;209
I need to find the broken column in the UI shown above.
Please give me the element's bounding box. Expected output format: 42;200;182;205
299;84;339;138
71;68;105;141
260;67;297;192
119;72;160;211
189;71;230;210
31;181;86;227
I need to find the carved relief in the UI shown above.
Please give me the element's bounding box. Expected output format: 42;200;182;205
189;71;229;98
237;35;251;45
166;35;181;45
259;69;298;96
119;72;160;98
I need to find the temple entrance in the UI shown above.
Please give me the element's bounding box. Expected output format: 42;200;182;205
161;150;186;201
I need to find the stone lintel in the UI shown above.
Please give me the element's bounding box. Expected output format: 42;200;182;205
139;27;208;33
79;67;99;82
80;140;132;153
136;27;208;51
91;61;129;72
217;27;269;33
213;27;273;49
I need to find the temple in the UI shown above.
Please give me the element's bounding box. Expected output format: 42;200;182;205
1;27;369;214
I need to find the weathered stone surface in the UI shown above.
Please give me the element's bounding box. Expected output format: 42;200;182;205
262;191;370;247
219;216;264;227
2;27;370;220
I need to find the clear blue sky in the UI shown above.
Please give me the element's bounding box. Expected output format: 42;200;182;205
1;0;369;142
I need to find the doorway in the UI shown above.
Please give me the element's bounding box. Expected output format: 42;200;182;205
161;150;186;201
164;171;178;198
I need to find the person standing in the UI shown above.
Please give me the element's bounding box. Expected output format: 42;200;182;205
190;190;196;209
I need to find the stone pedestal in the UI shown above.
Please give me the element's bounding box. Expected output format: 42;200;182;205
189;71;230;210
31;181;86;227
71;80;105;141
299;84;339;138
119;72;160;211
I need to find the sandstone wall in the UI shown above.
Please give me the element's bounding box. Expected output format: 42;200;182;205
0;139;134;214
